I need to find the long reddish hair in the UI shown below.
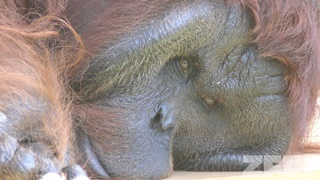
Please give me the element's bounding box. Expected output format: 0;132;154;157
0;0;84;160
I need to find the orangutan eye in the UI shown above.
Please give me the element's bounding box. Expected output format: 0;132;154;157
201;96;224;109
202;95;216;108
179;58;189;74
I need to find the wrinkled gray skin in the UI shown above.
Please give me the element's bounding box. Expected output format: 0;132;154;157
74;0;291;178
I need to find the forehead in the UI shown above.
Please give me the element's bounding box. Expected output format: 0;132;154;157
101;1;252;59
91;1;254;93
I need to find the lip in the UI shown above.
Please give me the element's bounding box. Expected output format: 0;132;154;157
153;130;174;151
79;129;109;178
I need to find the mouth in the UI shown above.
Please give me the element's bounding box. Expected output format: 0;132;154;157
153;130;173;150
78;129;110;178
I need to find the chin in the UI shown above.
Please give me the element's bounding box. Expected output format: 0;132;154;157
88;137;173;179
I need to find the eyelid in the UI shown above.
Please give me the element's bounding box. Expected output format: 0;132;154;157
176;56;199;77
179;58;189;73
201;95;224;109
202;95;215;108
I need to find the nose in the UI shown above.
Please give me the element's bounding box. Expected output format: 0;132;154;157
159;105;176;131
151;103;176;132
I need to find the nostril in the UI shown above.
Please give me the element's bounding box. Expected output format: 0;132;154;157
150;111;162;130
150;106;176;132
161;116;175;131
